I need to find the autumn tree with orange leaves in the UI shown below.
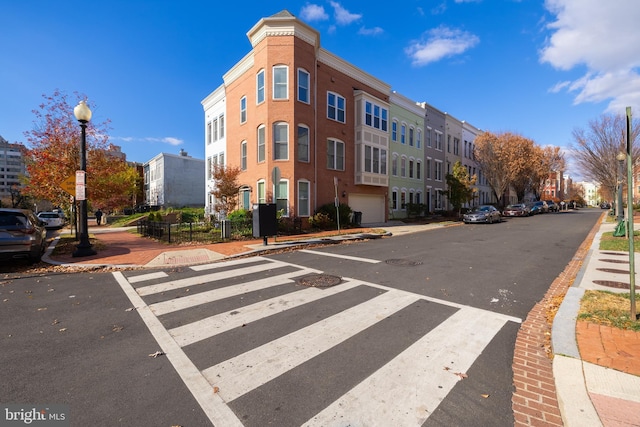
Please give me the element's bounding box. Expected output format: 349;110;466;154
22;91;138;212
210;163;242;216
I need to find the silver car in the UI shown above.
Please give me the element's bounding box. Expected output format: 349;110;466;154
37;211;65;229
463;205;502;224
0;208;47;263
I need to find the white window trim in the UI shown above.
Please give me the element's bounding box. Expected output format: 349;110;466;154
273;65;289;100
297;180;311;217
297;68;310;104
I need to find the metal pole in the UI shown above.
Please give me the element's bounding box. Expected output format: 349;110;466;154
72;120;96;257
626;106;636;321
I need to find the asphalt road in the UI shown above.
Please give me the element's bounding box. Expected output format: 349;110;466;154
0;209;601;426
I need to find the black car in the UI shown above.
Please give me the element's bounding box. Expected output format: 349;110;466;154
600;202;611;209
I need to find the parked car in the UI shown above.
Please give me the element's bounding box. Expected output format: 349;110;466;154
37;211;65;229
545;200;559;212
502;203;531;217
0;208;47;263
463;205;502;224
529;201;549;215
600;202;611;209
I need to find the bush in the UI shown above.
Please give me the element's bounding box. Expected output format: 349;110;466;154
227;209;250;221
308;212;333;229
314;203;352;228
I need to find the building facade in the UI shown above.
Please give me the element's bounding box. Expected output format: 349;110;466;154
0;136;26;197
143;150;205;208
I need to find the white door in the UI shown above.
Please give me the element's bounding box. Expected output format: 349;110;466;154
348;194;385;224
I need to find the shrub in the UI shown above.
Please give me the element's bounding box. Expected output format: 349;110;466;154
314;203;352;227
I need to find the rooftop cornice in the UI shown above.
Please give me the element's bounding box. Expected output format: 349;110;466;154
247;14;320;50
318;48;390;95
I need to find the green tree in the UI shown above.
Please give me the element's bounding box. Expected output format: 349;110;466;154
445;161;476;215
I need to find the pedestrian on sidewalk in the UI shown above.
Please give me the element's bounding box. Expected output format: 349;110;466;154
95;208;103;226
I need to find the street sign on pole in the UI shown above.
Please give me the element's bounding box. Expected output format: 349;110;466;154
75;170;86;201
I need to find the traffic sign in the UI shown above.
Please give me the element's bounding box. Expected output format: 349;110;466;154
60;175;76;196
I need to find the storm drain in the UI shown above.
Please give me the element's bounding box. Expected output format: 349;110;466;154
297;274;342;288
385;259;424;267
592;280;630;289
599;258;630;264
597;268;631;275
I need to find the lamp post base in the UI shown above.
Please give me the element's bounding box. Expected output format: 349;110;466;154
72;239;96;257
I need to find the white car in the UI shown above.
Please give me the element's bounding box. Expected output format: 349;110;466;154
37;212;65;229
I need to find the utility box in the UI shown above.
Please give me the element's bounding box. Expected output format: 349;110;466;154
252;203;277;238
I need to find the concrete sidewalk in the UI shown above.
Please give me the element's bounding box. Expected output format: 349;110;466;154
552;218;640;426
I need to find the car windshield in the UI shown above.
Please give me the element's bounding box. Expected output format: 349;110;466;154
506;204;521;209
39;213;59;219
0;212;27;228
472;206;490;212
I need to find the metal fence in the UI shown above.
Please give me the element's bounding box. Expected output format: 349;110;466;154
137;219;254;244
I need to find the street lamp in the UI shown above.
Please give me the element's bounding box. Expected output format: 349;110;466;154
616;151;626;222
72;100;96;257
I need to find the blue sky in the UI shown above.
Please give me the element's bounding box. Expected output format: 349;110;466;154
2;0;639;179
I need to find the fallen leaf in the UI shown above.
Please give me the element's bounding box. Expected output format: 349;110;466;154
59;328;67;332
454;372;468;379
213;387;220;394
112;325;124;332
148;351;165;358
37;307;47;311
481;394;490;398
52;319;59;325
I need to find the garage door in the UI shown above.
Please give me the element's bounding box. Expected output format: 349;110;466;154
348;194;385;224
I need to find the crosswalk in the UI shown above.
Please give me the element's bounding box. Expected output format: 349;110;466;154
113;256;521;426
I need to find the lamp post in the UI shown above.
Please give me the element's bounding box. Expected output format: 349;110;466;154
72;100;96;257
616;151;626;222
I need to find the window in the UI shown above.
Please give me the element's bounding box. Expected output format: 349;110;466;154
435;160;443;181
426;159;432;180
275;180;288;215
240;141;247;170
447;135;451;153
417;129;422;149
364;101;388;131
297;125;309;162
219;114;225;139
327;92;345;123
257;125;265;162
240;188;250;210
401;191;406;210
298;69;310;103
273;122;288;160
240;97;247;123
206;122;212;145
212;117;219;141
409;159;414;178
273;65;288;100
392;120;398;142
256;70;265;104
409;127;414;146
298;181;310;217
327;139;345;170
435;132;443;150
454;137;460;155
363;146;386;174
401;156;406;177
426;128;431;147
257;180;266;204
416;161;421;180
392;190;398;210
392;154;398;176
401;124;406;144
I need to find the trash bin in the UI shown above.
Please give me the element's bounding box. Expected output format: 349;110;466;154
353;211;362;225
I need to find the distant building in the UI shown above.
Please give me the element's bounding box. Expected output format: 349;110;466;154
0;136;26;196
143;150;205;208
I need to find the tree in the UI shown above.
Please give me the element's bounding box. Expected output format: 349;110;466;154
505;134;538;202
22;90;136;211
473;131;513;207
210;163;242;216
445;161;476;214
571;113;640;203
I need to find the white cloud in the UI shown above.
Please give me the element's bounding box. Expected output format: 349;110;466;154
112;136;184;146
300;4;328;22
405;26;479;66
329;1;361;25
540;0;640;112
358;26;384;36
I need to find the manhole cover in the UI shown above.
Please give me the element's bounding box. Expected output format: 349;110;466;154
599;259;629;264
592;280;630;289
297;274;342;288
601;252;627;256
597;268;631;274
385;259;424;266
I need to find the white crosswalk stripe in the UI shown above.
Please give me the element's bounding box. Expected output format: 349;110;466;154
116;257;521;426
